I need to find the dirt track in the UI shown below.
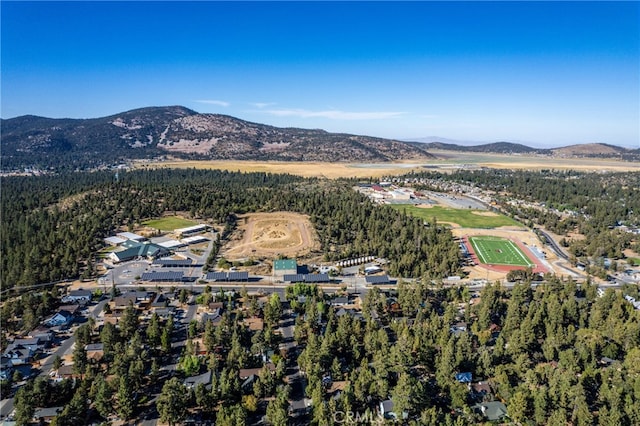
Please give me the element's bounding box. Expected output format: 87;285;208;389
222;212;320;260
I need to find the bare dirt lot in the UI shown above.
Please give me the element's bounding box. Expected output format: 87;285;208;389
222;212;320;261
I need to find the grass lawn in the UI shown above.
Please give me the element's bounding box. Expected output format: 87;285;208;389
142;216;198;231
469;236;535;267
628;257;640;266
390;205;521;228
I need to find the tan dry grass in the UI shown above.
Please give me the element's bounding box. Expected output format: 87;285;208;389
136;151;640;179
471;211;499;217
137;160;424;178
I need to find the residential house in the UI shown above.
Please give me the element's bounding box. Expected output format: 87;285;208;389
471;401;508;422
27;326;55;343
58;304;80;316
239;363;276;380
44;310;74;327
379;399;408;420
54;365;76;381
335;308;364;321
61;289;92;305
450;322;468;336
85;343;104;362
153;307;176;319
111;291;154;312
7;337;44;353
150;293;169;310
243;317;264;332
470;381;493;402
3;346;33;366
33;407;64;424
241;374;258;392
455;372;473;383
330;297;349;307
184;370;213;390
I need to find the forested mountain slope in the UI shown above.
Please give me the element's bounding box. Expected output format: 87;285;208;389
1;106;434;170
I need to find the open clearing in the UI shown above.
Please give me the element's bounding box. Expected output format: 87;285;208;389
142;216;198;231
468;236;535;267
390;205;522;228
136;152;640;178
222;212;320;260
138;160;424;178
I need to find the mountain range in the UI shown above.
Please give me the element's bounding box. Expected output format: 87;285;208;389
0;106;437;171
406;137;639;157
1;106;638;171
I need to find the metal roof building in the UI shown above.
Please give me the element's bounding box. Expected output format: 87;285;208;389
175;224;209;237
273;259;298;276
116;231;146;241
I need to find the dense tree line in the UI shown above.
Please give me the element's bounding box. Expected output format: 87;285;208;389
295;277;640;425
2;169;461;290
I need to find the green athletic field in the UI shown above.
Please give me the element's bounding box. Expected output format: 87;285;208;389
390;205;521;228
142;216;198;231
468;236;535;267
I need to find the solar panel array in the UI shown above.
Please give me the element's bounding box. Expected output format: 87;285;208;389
153;259;192;267
205;271;249;281
365;275;391;284
283;274;330;283
206;272;227;281
141;271;184;281
228;271;249;281
305;274;330;283
283;274;305;283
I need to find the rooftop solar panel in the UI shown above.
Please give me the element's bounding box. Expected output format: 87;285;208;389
228;271;249;281
305;274;330;283
154;259;192;266
206;272;228;281
142;271;184;281
365;275;391;284
283;274;304;282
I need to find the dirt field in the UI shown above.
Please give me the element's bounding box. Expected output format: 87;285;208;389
136;152;640;179
138;160;424;178
222;212;320;260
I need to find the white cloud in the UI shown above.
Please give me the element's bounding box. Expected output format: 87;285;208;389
195;99;230;107
260;108;405;120
250;102;277;108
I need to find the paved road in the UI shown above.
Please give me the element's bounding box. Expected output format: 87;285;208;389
538;229;569;260
279;309;309;420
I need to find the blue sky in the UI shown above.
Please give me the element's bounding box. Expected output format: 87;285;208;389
2;1;638;148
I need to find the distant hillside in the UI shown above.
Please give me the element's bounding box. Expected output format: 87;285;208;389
407;139;638;160
551;143;628;156
0;106;434;170
406;140;548;154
